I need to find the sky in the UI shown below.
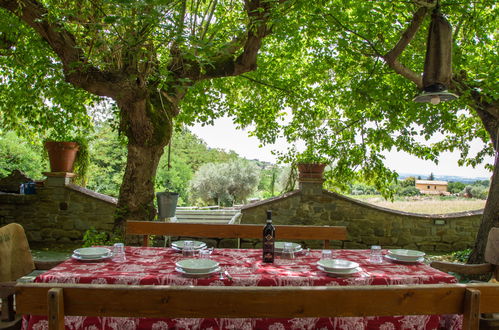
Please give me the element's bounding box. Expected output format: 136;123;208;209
192;117;494;179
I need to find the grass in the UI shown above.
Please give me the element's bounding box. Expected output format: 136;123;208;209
349;195;486;214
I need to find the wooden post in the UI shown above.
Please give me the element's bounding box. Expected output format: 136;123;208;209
0;294;15;321
142;235;149;247
463;288;481;330
48;288;65;330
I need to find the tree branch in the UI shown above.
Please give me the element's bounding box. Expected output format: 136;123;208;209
326;7;426;88
384;6;428;62
382;5;429;88
386;59;424;89
240;75;290;93
452;77;499;147
0;0;125;98
178;0;286;81
325;13;381;56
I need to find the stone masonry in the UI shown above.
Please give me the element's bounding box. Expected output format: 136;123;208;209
240;176;482;253
0;172;115;247
0;170;483;252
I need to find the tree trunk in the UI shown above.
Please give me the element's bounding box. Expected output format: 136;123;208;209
114;94;175;230
468;150;499;263
460;86;499;264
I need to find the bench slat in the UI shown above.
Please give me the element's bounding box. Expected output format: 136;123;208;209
16;283;499;321
126;221;347;243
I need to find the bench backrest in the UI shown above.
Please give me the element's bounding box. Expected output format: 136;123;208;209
126;221;347;248
15;282;499;330
173;209;241;224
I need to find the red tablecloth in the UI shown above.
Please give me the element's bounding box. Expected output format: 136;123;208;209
23;247;461;329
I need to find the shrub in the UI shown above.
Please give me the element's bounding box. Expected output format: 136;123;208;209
397;186;420;196
451;249;472;263
82;227;121;247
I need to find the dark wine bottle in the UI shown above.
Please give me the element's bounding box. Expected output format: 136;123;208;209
262;210;275;263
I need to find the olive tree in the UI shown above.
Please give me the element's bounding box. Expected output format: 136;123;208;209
190;160;259;206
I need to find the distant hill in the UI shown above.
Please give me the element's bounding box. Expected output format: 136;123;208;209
398;173;490;184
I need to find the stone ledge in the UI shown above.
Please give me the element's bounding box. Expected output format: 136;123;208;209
65;184;118;205
0;192;37;204
241;190;300;211
323;190;484;219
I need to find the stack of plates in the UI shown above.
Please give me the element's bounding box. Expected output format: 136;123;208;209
171;240;207;251
386;249;425;263
274;242;302;254
175;258;220;278
72;247;112;261
317;259;361;276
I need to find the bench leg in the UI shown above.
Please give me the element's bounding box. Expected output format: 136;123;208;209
0;294;15;322
48;288;65;330
463;288;481;330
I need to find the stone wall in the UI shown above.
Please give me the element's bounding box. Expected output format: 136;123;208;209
0;171;483;252
240;181;482;253
0;173;116;247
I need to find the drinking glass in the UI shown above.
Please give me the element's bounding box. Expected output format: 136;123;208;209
281;242;295;260
112;243;126;262
321;249;333;260
199;249;211;259
182;240;196;257
369;245;383;264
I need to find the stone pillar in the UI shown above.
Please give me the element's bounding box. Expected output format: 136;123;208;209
43;172;76;187
297;163;325;195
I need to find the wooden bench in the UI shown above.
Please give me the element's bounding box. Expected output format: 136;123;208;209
173;209;242;224
126;221;348;248
15;282;499;330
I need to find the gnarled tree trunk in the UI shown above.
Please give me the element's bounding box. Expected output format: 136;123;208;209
468;152;499;263
465;97;499;264
114;94;176;229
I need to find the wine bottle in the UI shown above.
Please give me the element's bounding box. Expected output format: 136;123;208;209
262;210;275;263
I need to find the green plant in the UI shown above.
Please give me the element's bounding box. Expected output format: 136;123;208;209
295;147;329;164
451;249;472;263
72;136;90;186
82;227;122;247
44;133;91;186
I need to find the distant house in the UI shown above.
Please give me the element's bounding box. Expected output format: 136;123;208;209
415;180;450;195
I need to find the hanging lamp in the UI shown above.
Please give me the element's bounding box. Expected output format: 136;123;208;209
413;1;458;105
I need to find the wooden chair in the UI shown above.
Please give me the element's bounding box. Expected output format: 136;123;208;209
0;223;63;329
15;282;499;330
431;227;499;329
126;221;347;248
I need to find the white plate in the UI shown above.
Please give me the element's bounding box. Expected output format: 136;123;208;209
385;254;424;264
73;247;111;258
317;259;359;272
318;265;362;276
175;267;221;278
387;249;425;261
171;240;207;250
71;253;112;261
176;259;219;273
274;242;302;251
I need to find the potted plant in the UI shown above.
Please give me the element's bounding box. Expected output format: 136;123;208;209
295;148;329;180
44;134;90;186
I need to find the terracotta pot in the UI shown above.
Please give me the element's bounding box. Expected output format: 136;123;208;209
44;141;80;173
297;163;326;180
